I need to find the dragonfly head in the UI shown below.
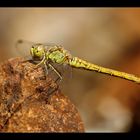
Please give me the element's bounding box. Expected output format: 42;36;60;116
30;44;45;60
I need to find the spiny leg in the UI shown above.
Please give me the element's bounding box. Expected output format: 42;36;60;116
43;62;62;83
29;55;46;71
35;55;46;68
43;61;49;75
27;55;46;74
48;63;62;81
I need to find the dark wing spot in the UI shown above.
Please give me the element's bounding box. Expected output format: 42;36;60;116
17;39;23;44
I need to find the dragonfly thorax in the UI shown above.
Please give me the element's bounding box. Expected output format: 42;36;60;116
47;46;70;64
30;44;45;60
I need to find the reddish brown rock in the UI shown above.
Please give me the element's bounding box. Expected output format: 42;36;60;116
0;57;84;132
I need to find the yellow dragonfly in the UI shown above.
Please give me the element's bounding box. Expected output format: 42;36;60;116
16;39;140;84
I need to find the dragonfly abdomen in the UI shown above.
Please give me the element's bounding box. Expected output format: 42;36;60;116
69;57;140;84
69;57;101;71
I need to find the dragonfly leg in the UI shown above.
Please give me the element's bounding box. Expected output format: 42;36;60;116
48;63;62;80
35;55;46;68
43;61;49;75
28;55;46;73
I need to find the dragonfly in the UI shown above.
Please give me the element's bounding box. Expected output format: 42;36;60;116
16;39;140;84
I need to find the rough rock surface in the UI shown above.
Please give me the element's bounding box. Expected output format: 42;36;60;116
0;57;84;132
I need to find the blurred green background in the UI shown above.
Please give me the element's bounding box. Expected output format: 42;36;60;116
1;8;140;132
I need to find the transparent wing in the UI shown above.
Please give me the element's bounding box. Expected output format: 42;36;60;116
15;39;60;56
47;62;73;83
42;43;62;49
15;39;35;58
